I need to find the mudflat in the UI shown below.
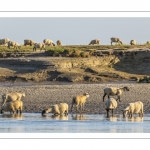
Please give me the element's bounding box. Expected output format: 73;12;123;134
0;82;149;114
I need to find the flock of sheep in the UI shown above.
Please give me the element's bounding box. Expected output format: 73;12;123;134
0;86;144;118
0;37;149;51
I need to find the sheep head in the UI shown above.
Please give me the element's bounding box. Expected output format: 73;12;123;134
84;92;89;98
124;87;129;91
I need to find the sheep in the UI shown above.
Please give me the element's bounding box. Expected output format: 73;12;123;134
89;39;100;45
147;41;150;44
8;41;20;49
56;40;62;46
41;103;68;116
130;40;136;45
1;92;25;107
33;43;46;51
24;39;35;46
110;37;122;45
43;39;55;46
71;92;89;113
1;100;23;114
0;38;9;46
103;86;129;102
105;98;117;117
123;101;144;118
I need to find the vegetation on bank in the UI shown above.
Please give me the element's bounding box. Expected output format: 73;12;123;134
0;44;150;52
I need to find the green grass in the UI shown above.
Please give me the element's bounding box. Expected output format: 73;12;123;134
0;44;150;53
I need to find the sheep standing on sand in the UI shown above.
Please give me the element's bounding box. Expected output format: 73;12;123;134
130;40;136;45
1;92;25;107
42;103;68;116
105;98;117;117
1;100;23;114
56;40;62;46
89;39;100;45
71;92;89;113
103;87;129;102
24;39;35;46
123;101;144;117
110;37;122;45
33;43;46;51
43;39;55;46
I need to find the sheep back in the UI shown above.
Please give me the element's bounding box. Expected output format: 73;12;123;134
105;98;117;109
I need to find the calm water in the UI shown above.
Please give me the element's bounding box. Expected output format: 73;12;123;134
0;113;150;133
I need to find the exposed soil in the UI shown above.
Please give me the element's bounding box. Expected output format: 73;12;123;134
0;48;150;83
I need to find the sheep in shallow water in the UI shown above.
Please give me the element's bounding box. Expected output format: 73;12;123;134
1;92;25;107
41;103;68;116
71;92;89;113
105;98;117;117
1;100;23;114
123;101;144;117
103;87;129;102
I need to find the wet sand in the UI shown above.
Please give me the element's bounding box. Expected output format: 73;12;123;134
0;82;150;114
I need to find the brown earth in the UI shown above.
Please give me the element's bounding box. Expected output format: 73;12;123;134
0;48;150;83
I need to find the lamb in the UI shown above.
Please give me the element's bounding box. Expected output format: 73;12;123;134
33;43;46;51
103;87;129;102
110;37;122;45
41;103;68;116
105;98;117;117
130;40;136;45
1;100;23;114
56;40;62;46
71;92;89;113
123;101;144;117
24;39;35;46
43;39;55;46
1;92;25;107
89;39;100;45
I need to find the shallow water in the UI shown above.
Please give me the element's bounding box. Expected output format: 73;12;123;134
0;113;150;133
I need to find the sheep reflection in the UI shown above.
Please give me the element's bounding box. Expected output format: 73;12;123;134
125;116;143;122
71;114;86;120
1;114;23;119
43;115;68;120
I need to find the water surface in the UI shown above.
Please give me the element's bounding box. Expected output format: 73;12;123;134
0;113;149;133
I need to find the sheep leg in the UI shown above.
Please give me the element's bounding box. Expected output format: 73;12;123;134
106;108;109;118
71;104;73;113
112;109;113;116
103;93;106;102
16;110;19;114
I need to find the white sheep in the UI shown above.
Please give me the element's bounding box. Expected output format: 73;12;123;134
43;39;55;46
1;92;25;107
33;43;46;51
110;37;122;45
130;40;136;45
24;39;35;46
1;100;23;114
56;40;62;46
123;101;144;117
89;39;100;45
103;86;129;102
105;98;117;117
41;103;68;116
71;92;89;113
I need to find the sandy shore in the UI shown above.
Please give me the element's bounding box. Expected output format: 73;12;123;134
0;82;150;114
